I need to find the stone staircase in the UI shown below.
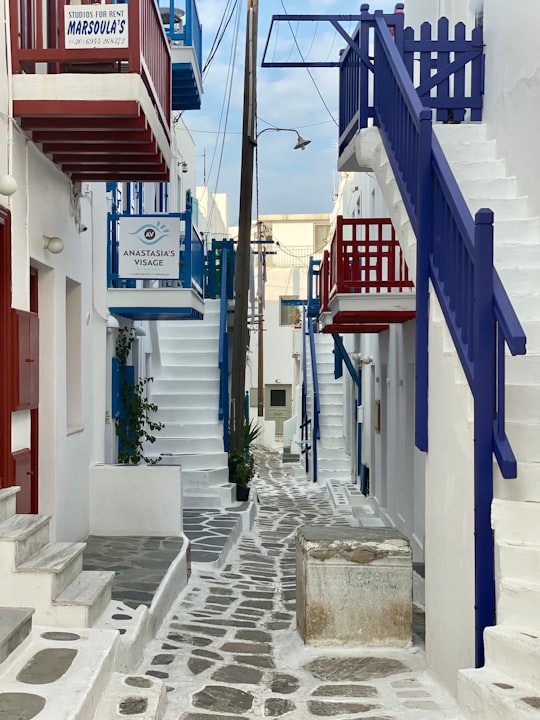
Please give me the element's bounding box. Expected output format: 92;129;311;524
357;123;540;717
306;332;353;497
147;300;234;508
0;487;113;628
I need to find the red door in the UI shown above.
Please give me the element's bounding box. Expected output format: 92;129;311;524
0;209;11;491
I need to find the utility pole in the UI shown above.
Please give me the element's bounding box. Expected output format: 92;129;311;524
230;0;258;453
257;221;264;417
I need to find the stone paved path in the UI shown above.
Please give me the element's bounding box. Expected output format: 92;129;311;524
138;449;460;719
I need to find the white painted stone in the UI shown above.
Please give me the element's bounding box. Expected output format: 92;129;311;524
296;526;412;647
89;464;182;537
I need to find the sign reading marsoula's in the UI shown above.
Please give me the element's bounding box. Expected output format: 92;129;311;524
64;5;129;48
118;216;182;280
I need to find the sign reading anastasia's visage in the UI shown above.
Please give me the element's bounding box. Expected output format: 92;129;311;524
118;216;182;280
64;5;129;48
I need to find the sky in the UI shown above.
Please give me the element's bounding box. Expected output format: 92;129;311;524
187;0;399;226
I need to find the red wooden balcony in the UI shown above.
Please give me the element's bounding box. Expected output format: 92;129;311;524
320;216;416;334
10;0;172;182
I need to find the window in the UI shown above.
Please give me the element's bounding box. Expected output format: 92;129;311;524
279;296;302;326
270;388;286;407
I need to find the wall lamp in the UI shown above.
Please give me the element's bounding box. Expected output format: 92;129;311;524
0;174;17;196
255;127;311;150
42;235;64;254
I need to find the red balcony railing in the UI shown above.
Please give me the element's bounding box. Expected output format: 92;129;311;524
10;0;171;135
330;216;414;297
318;217;415;332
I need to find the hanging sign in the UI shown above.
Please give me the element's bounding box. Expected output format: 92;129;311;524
118;216;182;280
64;5;129;48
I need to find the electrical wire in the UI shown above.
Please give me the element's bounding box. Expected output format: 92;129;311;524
202;0;240;79
279;0;338;127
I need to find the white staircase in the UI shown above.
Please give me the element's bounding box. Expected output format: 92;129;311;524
0;487;113;627
147;300;234;508
306;332;353;498
358;123;540;718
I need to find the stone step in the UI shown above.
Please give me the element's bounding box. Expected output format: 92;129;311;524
52;571;114;627
151;436;223;455
458;666;540;720
152;378;220;394
0;514;51;565
498;577;540;634
154;421;222;439
0;625;119;720
0;607;33;664
434;122;488;143
156;364;220;379
183;484;236;509
17;542;86;599
484;625;540;691
492;499;540;544
182;467;229;487
156;451;228;471
93;672;166;720
0;487;18;523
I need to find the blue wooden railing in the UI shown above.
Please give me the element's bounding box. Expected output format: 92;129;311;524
299;307;311;475
366;9;526;667
307;258;321;318
161;0;203;70
307;318;321;484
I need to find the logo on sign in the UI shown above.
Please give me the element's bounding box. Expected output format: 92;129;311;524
130;221;171;246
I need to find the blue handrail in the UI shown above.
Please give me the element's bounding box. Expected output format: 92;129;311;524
307;318;320;484
218;245;230;451
369;10;526;667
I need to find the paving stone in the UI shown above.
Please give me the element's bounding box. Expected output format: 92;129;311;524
151;654;174;666
145;670;169;679
304;657;409;682
307;700;380;715
232;655;274;670
174;624;227;637
271;674;300;694
167;633;212;647
206;595;235;606
119;696;148;714
0;692;46;720
265;622;291;631
211;664;263;684
402;700;441;710
16;648;78;684
192;685;254;713
220;642;271;654
182;715;247;720
312;685;378;697
523;698;540;709
396;690;431;698
192;649;224;660
235;629;272;643
188;657;214;675
264;698;296;716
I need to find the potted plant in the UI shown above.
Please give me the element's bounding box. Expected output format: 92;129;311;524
228;419;262;501
115;326;164;464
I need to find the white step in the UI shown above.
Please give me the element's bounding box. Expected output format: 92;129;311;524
157;364;220;379
0;607;34;664
458;666;540;720
94;672;166;720
484;625;540;690
157;451;228;471
17;541;86;598
450;158;508;181
151;436;224;454
155;421;222;438
465;196;530;221
152;378;220;394
0;487;18;523
434;122;488;143
158;337;218;352
182;467;229;486
151;392;219;409
436;138;498;163
492;499;540;544
0;514;51;565
0;625;119;720
183;484;236;509
497;577;540;634
494;462;540;504
151;407;220;423
52;571;114;627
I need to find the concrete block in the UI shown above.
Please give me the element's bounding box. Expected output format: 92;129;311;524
296;526;412;647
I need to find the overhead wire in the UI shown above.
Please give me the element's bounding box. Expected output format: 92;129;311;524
279;0;338;127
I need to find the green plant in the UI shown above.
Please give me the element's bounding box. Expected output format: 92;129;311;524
228;418;262;486
115;327;164;465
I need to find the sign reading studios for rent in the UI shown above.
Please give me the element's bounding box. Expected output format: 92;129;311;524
64;5;129;48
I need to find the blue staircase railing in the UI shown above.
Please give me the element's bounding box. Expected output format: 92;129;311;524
367;9;526;667
307;318;321;484
307;258;321;318
299;307;312;474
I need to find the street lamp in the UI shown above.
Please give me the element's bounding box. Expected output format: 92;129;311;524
255;127;311;150
253;127;311;419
